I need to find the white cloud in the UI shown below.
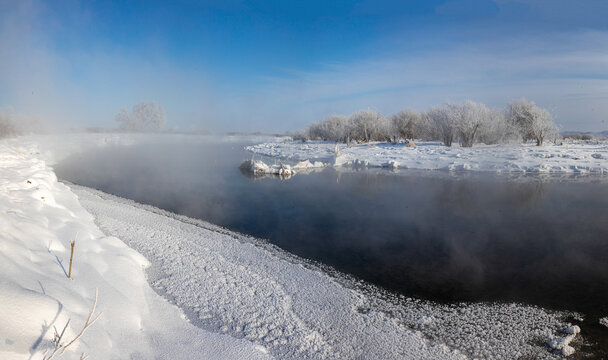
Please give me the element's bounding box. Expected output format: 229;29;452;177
238;30;608;132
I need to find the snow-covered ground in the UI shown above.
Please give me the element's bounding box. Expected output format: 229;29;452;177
0;137;271;360
246;140;608;174
0;134;588;359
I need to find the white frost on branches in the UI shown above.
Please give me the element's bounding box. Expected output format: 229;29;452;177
425;104;456;147
508;99;558;146
390;109;421;143
300;98;557;148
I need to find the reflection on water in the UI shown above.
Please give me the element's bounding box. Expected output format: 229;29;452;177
55;140;608;319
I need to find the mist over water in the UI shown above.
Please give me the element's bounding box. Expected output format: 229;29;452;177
55;138;608;318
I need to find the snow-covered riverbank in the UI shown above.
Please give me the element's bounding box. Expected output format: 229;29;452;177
0;134;586;358
246;140;608;174
73;183;580;359
0;136;271;360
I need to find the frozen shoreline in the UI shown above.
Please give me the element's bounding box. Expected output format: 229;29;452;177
0;133;585;358
72;183;576;359
246;140;608;174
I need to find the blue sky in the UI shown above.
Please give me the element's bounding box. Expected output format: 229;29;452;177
1;0;607;132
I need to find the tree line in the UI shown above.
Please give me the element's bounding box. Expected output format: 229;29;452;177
300;99;558;147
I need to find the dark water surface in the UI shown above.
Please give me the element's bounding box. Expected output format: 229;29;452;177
55;139;608;321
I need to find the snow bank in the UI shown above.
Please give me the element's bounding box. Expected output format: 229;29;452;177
246;140;608;174
0;139;271;359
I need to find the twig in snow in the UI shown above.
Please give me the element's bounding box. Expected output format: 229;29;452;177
68;232;78;279
43;288;102;360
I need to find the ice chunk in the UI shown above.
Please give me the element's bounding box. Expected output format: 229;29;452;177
548;325;580;357
240;159;296;177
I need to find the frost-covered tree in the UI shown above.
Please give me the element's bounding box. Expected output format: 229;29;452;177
390;109;421;142
324;115;349;142
350;109;390;142
415;112;438;141
508;99;557;146
477;108;518;145
300;99;557;147
426;104;456;146
449;101;488;148
305;115;350;142
427;101;518;147
350;110;374;142
305;122;325;140
116;101;166;132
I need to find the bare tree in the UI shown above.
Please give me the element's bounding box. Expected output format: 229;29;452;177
508;99;557;146
115;101;166;132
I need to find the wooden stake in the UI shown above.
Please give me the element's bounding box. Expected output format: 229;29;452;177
68;240;75;279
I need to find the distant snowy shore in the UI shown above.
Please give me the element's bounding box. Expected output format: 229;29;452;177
246;140;608;174
0;134;588;359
